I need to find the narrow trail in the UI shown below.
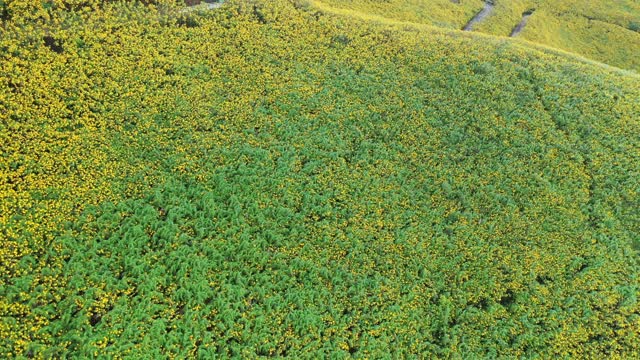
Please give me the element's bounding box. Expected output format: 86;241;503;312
510;10;534;37
182;0;223;13
202;1;223;10
462;2;494;31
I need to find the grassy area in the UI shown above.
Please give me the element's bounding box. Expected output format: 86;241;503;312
313;0;640;71
1;0;639;357
476;0;640;71
308;0;485;29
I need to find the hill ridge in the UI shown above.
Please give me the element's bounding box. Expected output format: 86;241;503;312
306;0;639;77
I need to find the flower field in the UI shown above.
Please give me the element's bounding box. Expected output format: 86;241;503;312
313;0;640;72
1;0;639;358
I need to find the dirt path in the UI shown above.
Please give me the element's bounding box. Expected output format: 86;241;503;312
463;2;494;31
203;2;223;10
182;1;223;13
510;11;534;37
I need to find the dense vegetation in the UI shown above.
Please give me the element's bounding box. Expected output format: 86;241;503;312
314;0;640;71
1;0;639;358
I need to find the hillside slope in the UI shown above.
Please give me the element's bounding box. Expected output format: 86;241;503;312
1;0;639;358
313;0;640;72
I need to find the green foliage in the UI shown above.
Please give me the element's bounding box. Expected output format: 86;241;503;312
1;0;639;358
